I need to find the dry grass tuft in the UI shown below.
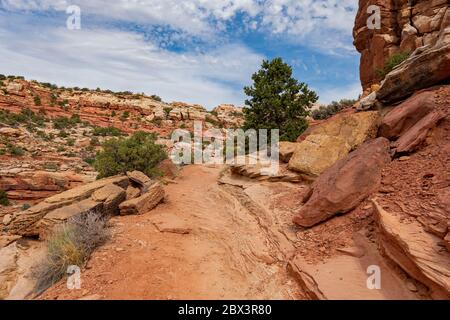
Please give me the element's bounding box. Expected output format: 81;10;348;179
33;211;110;293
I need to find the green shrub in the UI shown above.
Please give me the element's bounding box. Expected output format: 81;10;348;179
94;131;167;179
58;130;68;138
0;190;10;206
163;107;172;119
33;211;110;293
83;157;96;166
90;137;100;146
150;95;162;102
34;96;42;106
92;126;123;137
66;138;75;146
377;52;410;80
53;115;80;130
120;111;130;121
8;144;25;156
311;99;357;120
22;203;31;211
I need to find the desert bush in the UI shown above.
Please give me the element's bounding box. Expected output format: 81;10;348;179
150;95;162;102
34;96;41;106
94;131;167;179
8;143;25;156
311;99;357;120
53;114;80;130
33;211;110;293
92;126;123;137
66;138;75;146
0;190;10;206
120;111;130;121
163;107;172;119
90;136;100;147
377;52;410;80
22;203;31;211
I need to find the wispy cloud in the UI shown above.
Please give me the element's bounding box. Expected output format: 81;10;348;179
0;14;263;108
0;0;360;107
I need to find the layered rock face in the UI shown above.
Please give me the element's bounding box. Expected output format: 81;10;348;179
353;0;449;92
0;79;244;136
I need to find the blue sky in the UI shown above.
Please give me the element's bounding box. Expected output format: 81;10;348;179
0;0;361;109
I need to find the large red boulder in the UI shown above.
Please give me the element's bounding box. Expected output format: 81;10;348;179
293;138;391;227
379;90;436;139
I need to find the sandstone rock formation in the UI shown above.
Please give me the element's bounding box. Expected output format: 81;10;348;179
279;141;298;163
373;200;450;299
288;111;380;177
4;171;164;238
380;86;449;153
353;0;449;91
4;175;129;238
119;182;164;215
293;138;391;227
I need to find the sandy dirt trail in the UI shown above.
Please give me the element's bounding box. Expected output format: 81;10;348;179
41;165;303;300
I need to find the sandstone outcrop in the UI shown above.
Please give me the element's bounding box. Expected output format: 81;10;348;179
379;90;437;139
4;175;129;238
379;86;449;153
377;42;450;104
373;200;450;299
353;0;449;91
288;135;351;177
288;111;380;177
293;138;391;227
279;141;298;163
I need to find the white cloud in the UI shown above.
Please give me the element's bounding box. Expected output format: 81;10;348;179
1;0;358;51
0;24;263;108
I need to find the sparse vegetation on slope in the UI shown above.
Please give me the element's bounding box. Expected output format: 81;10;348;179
0;190;10;206
311;99;357;120
376;51;410;80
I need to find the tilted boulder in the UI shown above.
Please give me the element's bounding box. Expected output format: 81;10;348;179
379;90;437;139
293;138;391;227
127;171;152;188
288;111;380;177
119;182;165;216
395;109;447;153
379;87;448;153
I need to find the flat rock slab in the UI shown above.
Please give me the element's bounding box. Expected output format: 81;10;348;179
151;213;191;235
289;235;418;300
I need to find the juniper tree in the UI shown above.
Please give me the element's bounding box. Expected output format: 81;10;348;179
243;58;318;142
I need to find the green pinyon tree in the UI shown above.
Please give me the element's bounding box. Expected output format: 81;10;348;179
243;58;318;142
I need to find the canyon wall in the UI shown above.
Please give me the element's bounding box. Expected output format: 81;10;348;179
353;0;449;92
